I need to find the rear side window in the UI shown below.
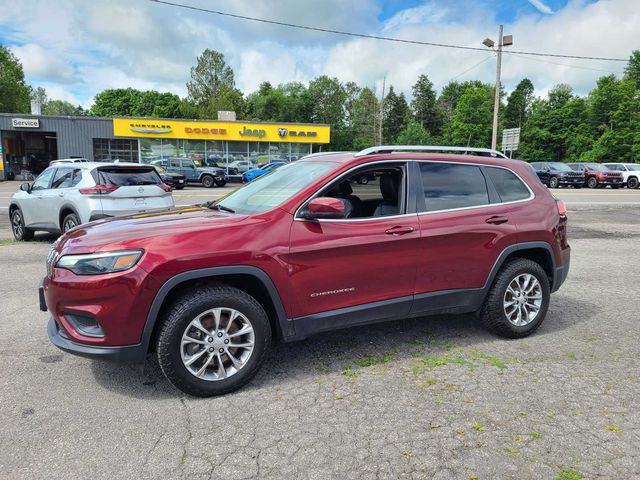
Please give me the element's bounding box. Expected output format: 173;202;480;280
419;163;489;212
485;167;530;203
96;167;161;186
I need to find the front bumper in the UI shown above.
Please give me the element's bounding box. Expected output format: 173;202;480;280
47;317;146;362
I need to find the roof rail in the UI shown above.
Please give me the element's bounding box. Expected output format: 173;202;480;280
300;151;353;159
354;145;508;159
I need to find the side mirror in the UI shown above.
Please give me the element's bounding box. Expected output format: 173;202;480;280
20;183;32;193
301;197;346;220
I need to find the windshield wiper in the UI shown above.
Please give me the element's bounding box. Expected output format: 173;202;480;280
202;201;235;213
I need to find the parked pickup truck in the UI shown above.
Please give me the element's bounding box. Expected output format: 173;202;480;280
152;158;227;188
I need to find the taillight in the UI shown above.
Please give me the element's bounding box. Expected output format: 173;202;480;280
160;183;173;192
556;199;567;216
79;185;119;195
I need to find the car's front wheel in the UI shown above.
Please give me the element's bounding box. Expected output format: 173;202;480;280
156;285;272;397
62;212;80;233
587;177;598;189
479;258;550;338
548;176;559;188
11;208;34;241
201;175;214;188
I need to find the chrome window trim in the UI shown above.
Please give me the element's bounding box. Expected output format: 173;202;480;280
293;159;410;222
417;161;534;216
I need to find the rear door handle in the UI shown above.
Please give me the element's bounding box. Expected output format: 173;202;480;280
485;215;509;225
385;226;414;235
58;193;65;197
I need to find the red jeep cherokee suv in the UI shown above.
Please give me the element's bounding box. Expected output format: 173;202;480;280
41;146;570;397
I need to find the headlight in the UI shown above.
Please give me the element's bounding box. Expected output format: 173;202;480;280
56;250;143;275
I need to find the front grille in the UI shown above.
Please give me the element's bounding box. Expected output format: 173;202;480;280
46;245;58;277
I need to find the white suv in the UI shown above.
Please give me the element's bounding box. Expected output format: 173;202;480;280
603;163;640;189
9;162;175;240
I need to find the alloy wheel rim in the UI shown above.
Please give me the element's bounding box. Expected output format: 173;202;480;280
12;213;23;238
503;273;543;327
180;307;255;381
64;218;77;232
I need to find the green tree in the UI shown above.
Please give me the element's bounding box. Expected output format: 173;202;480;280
303;76;350;149
437;80;485;125
396;122;432;145
0;45;31;113
504;78;534;129
383;86;411;143
351;87;378;150
623;50;640;85
42;100;85;116
31;86;48;110
446;83;494;147
186;49;244;118
90;88;140;116
411;74;441;135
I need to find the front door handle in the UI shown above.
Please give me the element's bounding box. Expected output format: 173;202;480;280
385;226;414;235
58;192;65;197
485;215;508;225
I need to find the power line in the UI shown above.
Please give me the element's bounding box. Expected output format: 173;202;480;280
508;52;624;74
435;55;494;90
149;0;629;62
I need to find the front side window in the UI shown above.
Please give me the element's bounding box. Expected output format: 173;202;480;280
215;161;337;215
31;168;55;190
52;168;81;189
419;163;489;212
484;167;531;203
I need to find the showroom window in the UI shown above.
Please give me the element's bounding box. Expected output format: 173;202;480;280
93;139;139;162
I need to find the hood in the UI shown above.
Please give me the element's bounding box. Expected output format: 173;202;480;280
56;206;247;253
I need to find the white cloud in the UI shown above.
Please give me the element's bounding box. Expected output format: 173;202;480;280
12;43;75;83
0;0;637;108
527;0;554;15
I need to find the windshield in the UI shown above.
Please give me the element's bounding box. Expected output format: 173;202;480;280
624;164;640;171
214;161;336;214
549;162;572;172
586;163;609;172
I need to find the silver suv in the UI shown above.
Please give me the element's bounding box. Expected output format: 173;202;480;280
9;162;175;240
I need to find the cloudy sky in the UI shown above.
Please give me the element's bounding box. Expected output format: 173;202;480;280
0;0;636;108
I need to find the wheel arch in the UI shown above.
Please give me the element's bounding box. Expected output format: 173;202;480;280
58;204;80;230
483;242;556;296
142;266;290;354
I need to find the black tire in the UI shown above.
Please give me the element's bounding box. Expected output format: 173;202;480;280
479;258;550;339
611;185;620;189
62;212;80;233
201;175;214;188
175;186;185;190
11;208;34;241
156;284;272;397
214;180;227;187
627;177;638;189
358;175;369;185
548;176;559;188
587;177;598;189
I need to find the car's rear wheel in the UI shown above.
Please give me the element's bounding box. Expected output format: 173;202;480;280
201;175;214;188
479;258;550;338
11;208;34;241
62;212;80;233
627;177;638;189
587;177;598;189
156;285;271;397
548;176;559;188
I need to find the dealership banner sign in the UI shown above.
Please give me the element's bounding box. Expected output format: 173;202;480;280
113;118;330;143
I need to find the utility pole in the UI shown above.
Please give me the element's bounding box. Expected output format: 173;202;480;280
491;24;503;150
483;26;512;150
378;74;386;145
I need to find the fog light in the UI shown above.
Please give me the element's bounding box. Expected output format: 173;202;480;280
64;312;105;338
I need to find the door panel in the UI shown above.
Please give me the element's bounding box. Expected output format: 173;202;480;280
22;168;55;227
288;215;420;318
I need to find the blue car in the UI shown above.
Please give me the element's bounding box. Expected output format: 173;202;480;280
242;161;286;183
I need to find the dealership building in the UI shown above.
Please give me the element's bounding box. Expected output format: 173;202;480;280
0;113;331;180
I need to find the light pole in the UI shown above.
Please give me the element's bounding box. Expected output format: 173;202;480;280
483;26;512;150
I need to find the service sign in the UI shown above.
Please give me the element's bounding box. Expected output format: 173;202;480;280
113;118;330;144
12;118;40;128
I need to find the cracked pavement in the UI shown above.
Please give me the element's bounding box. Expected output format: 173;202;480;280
0;205;639;479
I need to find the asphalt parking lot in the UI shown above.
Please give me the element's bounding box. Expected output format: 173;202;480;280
1;181;639;479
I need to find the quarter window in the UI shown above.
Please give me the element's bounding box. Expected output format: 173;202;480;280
484;167;530;203
419;163;489;212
